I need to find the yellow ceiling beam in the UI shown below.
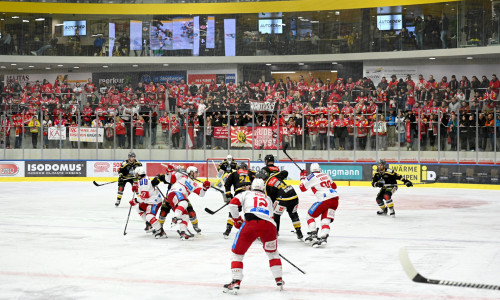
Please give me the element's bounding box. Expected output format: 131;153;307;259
0;0;460;15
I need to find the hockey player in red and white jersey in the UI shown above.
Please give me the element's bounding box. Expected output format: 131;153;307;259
128;167;167;238
164;165;210;240
299;163;339;247
223;178;283;294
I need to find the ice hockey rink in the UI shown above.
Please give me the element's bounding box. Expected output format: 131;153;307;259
1;181;499;300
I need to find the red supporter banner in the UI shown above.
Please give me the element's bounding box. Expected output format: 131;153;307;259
253;126;284;150
188;74;217;85
230;126;252;148
214;127;229;139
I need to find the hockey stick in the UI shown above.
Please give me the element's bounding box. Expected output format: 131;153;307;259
384;176;440;187
282;143;304;172
93;180;117;187
123;204;133;236
399;247;500;290
279;253;306;274
204;202;230;215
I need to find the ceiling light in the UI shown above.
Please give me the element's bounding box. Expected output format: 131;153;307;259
12;16;19;19
132;64;138;67
330;70;338;73
17;68;23;71
57;64;63;67
55;24;63;26
332;62;338;64
22;20;29;23
335;11;340;15
35;18;45;21
0;19;4;21
266;63;272;66
103;65;109;68
74;66;79;69
28;65;34;68
163;63;168;66
0;66;5;69
11;63;16;66
45;67;51;70
271;71;296;74
310;21;319;24
429;57;436;60
298;63;304;65
466;57;473;60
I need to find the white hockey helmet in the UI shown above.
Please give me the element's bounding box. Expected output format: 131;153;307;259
251;178;265;192
310;163;321;173
186;166;198;178
226;154;233;162
135;166;146;177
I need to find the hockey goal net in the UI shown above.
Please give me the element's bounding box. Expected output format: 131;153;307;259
206;158;251;180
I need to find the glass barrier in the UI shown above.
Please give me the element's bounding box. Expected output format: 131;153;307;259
1;88;498;164
1;0;498;57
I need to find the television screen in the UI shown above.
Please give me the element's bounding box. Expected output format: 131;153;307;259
377;15;403;31
259;12;283;18
258;19;284;34
377;6;402;14
63;21;87;36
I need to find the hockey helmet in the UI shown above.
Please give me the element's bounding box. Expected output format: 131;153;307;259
135;166;146;177
310;163;321;173
226;154;233;162
128;152;136;159
264;154;275;165
255;169;269;180
251;178;265;192
186;166;198;178
238;162;248;170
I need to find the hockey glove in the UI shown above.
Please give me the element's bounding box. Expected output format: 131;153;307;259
203;180;211;191
157;174;168;184
225;192;233;201
300;170;307;180
233;217;243;229
132;183;139;193
404;179;413;187
118;173;124;184
376;181;385;188
129;198;138;206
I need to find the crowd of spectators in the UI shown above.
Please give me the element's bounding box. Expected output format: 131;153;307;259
1;71;500;152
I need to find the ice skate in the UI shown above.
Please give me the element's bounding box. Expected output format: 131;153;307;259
115;199;121;207
178;230;191;240
275;277;285;291
192;222;202;233
154;228;167;239
377;207;388;215
223;224;232;239
223;279;241;294
144;222;153;233
312;234;328;248
295;228;304;240
389;208;395;218
304;229;318;244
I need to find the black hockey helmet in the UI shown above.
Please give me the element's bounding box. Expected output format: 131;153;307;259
378;159;387;172
264;154;275;164
238;162;248;170
255;169;269;180
128;152;136;159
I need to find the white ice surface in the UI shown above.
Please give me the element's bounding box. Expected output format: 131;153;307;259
0;182;499;300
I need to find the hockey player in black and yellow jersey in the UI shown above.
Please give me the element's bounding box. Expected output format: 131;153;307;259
222;162;256;238
257;169;303;240
371;159;413;217
116;152;143;207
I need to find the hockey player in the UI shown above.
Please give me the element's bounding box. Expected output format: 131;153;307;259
163;164;210;240
223;178;284;294
222;162;256;238
128;167;166;238
257;170;303;240
262;154;285;177
371;159;413;217
215;154;238;189
299;163;339;247
158;190;202;235
116;152;142;207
